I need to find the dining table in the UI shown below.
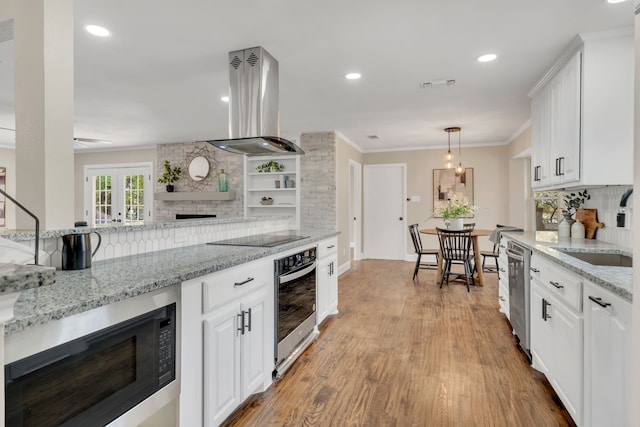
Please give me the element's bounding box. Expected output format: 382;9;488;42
420;228;494;286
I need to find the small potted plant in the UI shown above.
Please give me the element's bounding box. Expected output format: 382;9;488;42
158;160;182;192
561;189;590;220
260;196;274;205
437;196;477;230
257;161;284;173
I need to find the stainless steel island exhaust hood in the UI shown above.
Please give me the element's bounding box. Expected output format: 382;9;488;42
206;46;304;156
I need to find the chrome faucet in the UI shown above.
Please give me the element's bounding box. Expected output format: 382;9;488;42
617;188;633;228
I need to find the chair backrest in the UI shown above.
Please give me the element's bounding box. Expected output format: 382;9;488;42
463;222;475;231
408;224;422;253
436;227;473;261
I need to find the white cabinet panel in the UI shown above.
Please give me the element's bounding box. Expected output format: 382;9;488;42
583;282;631;427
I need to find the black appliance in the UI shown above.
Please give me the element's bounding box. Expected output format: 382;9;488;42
274;247;318;378
5;303;176;427
208;231;308;248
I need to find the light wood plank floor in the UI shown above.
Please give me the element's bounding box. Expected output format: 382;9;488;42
222;259;575;427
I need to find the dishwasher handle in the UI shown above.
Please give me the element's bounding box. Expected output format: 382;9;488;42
505;248;524;262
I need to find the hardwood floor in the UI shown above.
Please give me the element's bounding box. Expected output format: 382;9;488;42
222;259;575;427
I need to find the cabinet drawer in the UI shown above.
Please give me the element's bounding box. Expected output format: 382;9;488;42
201;258;272;313
317;237;338;259
531;254;582;312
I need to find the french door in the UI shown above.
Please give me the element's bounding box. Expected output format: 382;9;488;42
84;164;153;226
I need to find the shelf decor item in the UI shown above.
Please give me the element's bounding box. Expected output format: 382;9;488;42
157;160;182;192
561;189;590;237
218;169;228;192
257;161;284;173
260;196;273;205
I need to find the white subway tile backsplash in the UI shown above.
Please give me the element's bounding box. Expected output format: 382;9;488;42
582;186;632;249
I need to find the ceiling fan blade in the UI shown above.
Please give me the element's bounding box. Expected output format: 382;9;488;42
73;137;112;144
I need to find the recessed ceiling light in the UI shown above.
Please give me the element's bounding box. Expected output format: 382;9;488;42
221;96;229;102
345;72;361;80
477;54;497;63
85;25;110;37
606;0;627;3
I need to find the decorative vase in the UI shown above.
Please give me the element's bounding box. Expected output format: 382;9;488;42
449;218;464;230
571;219;585;239
166;184;174;192
558;219;571;238
218;169;228;192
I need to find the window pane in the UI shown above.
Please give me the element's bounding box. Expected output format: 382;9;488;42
534;191;559;231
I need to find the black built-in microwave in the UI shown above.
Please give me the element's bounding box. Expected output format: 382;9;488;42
5;303;176;427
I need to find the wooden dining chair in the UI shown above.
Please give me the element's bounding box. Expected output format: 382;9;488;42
436;227;475;292
479;242;500;273
408;224;439;279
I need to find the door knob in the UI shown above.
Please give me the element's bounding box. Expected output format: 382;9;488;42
399;217;403;220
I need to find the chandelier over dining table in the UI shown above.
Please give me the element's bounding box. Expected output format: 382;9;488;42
443;127;464;175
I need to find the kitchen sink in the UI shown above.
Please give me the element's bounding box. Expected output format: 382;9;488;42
558;250;632;267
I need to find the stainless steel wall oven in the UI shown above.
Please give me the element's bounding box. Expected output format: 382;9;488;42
274;246;318;378
5;303;176;427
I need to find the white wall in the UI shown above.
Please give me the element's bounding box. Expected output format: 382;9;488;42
363;145;510;255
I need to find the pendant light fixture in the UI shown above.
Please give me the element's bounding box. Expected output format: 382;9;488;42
444;127;460;169
444;127;457;169
455;127;465;176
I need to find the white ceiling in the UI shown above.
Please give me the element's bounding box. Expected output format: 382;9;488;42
0;0;634;152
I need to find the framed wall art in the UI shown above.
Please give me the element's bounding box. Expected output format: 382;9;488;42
433;168;474;217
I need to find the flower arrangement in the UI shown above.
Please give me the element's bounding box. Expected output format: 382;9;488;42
561;189;590;218
438;196;476;219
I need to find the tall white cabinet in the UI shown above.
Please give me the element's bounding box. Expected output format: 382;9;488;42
529;28;633;190
316;237;339;325
245;155;301;229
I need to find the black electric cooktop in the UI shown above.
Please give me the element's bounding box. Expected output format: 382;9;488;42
207;232;309;248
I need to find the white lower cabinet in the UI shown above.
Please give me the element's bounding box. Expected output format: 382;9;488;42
316;237;339;325
180;257;274;427
583;281;631;427
529;254;583;426
204;289;268;426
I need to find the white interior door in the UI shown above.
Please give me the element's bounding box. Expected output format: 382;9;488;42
349;160;362;261
84;164;153;226
363;164;406;260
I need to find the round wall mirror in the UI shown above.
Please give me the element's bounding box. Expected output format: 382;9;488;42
188;156;210;181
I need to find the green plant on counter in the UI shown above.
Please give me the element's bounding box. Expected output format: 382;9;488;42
562;189;590;218
257;161;284;173
157;160;182;184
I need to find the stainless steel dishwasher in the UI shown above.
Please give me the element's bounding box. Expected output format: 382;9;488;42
506;241;532;360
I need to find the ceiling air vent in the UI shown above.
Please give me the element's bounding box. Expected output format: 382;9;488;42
420;79;456;89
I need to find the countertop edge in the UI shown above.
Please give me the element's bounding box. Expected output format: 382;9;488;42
5;230;338;336
503;231;632;302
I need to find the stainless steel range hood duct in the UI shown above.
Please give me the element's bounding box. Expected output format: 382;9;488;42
206;46;304;156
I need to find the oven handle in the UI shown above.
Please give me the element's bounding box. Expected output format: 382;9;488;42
279;262;316;284
505;249;524;262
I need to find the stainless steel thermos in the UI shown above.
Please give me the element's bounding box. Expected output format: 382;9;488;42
61;232;102;270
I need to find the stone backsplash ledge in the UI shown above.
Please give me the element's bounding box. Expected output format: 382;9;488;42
1;217;291;268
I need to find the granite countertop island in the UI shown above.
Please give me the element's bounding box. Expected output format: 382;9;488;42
5;229;337;336
504;231;632;302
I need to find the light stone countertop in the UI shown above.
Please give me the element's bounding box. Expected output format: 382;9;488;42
5;229;337;336
503;231;632;302
0;264;56;294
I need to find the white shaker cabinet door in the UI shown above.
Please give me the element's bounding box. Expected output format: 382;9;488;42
204;303;242;427
530;281;553;377
583;282;631;427
240;289;268;399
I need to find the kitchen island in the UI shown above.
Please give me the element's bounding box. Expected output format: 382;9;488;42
0;216;337;427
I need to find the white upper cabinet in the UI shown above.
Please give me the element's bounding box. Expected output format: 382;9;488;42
529;28;634;190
